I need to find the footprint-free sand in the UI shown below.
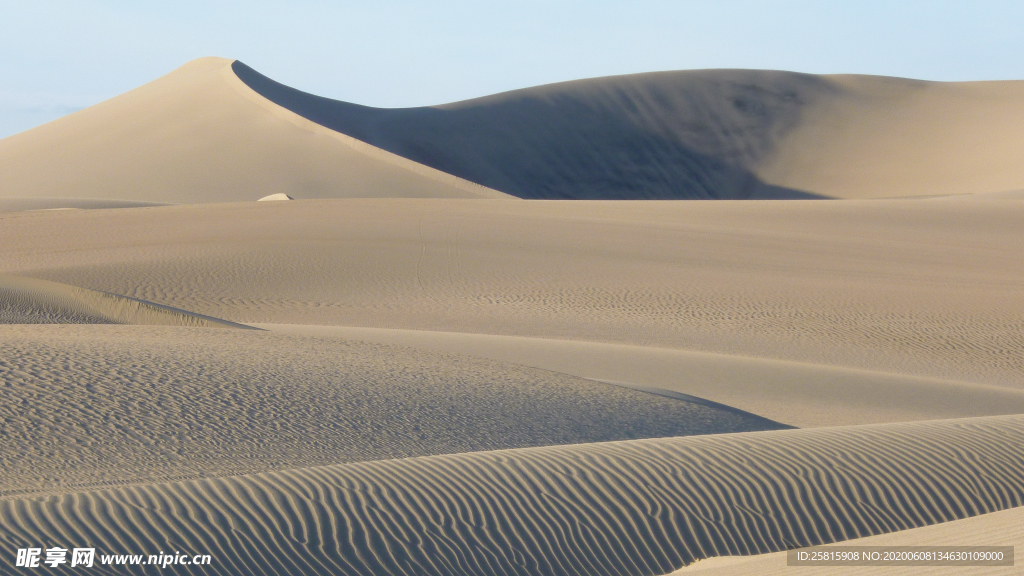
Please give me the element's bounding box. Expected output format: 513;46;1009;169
1;58;1022;575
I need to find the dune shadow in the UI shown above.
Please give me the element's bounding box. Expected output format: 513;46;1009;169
232;61;828;200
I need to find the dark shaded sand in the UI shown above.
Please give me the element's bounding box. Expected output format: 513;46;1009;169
233;61;1024;199
4;57;1024;202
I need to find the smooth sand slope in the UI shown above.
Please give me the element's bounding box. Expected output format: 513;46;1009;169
234;61;1024;199
0;324;783;498
2;198;1020;388
1;415;1022;575
4;58;1024;202
0;58;509;204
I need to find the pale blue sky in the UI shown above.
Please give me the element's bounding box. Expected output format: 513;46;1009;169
2;0;1023;138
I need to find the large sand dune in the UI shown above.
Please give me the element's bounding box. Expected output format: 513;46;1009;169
3;55;1024;575
235;61;1024;199
1;416;1021;575
4;57;1024;202
0;58;508;204
1;200;1021;573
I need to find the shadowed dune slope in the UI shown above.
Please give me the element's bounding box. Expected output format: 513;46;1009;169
233;61;1024;199
0;275;248;327
0;58;509;203
2;199;1021;386
1;415;1022;575
4;58;1023;202
0;324;784;497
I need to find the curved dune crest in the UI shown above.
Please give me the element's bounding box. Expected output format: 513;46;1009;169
1;415;1022;575
234;61;1024;200
4;57;1024;202
0;324;785;497
0;275;248;327
0;58;510;203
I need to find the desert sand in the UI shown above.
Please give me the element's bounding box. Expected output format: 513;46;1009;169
1;416;1021;574
0;58;509;204
0;324;784;498
5;58;1024;203
671;505;1024;576
1;58;1022;575
2;199;1020;386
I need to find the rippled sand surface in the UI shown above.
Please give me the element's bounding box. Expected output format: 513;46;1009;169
0;324;783;498
2;58;1023;576
2;416;1021;575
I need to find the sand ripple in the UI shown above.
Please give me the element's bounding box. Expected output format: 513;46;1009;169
4;199;1020;386
1;416;1021;575
0;275;246;328
0;325;784;497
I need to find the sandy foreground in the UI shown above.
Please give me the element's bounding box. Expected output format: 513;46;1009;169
1;197;1021;575
1;59;1023;575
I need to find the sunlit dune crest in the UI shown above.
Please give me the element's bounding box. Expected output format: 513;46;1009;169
1;56;1022;576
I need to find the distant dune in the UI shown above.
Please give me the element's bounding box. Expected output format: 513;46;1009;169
3;57;1024;202
1;415;1021;575
2;55;1023;576
234;62;1024;199
0;58;509;203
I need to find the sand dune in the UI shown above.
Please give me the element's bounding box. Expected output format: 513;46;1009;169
262;325;1024;428
0;324;782;497
1;415;1021;575
0;58;509;203
0;274;247;327
234;61;1024;199
5;58;1024;202
2;55;1023;575
2;198;1020;387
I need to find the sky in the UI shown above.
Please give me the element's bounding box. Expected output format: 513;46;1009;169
2;0;1024;138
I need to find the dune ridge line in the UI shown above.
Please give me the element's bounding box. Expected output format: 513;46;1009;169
222;61;512;200
0;57;513;203
231;60;1024;200
1;414;1022;575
